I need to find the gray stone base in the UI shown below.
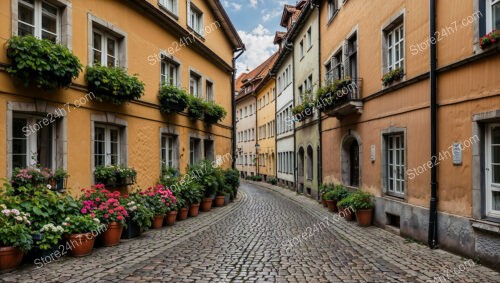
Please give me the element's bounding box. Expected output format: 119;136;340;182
374;196;500;270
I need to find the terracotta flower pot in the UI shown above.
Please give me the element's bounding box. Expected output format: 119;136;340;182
326;200;338;212
102;222;123;247
215;196;225;207
177;207;189;221
67;233;95;257
0;246;23;270
152;215;165;229
201;198;213;212
338;206;354;221
355;208;374;227
321;198;328;207
166;211;177;226
189;204;200;217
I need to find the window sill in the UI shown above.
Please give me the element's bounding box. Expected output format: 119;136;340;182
158;4;179;21
382;193;407;202
326;10;339;27
187;26;205;41
471;219;500;235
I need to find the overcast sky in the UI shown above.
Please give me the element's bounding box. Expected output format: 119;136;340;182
222;0;294;74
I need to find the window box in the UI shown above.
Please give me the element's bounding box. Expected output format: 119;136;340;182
6;36;82;90
479;30;499;49
381;68;404;87
158;84;189;114
187;96;205;120
94;165;137;187
204;102;227;125
85;65;145;105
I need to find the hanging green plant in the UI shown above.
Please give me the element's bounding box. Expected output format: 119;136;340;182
204;102;227;125
85;65;145;105
6;36;82;90
158;84;189;114
187;96;205;120
381;68;404;86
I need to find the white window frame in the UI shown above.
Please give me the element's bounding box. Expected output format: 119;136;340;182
159;0;178;15
307;27;312;49
189;4;204;35
94;124;121;167
385;134;406;197
12;113;56;170
17;0;60;42
486;123;500;218
386;23;405;72
161;134;177;169
189;72;202;97
161;58;179;86
206;80;214;101
486;0;500;32
92;29;118;67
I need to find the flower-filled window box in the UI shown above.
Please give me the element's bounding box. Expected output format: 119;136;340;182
94;165;137;187
187;96;205;120
204;102;227;125
381;68;404;87
6;36;82;90
85;65;145;105
158;84;189;114
10;166;67;192
479;30;499;49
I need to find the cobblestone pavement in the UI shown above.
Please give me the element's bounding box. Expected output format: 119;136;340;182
1;182;499;283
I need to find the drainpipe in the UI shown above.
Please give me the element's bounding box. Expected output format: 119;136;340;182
316;4;322;201
232;48;245;169
428;0;439;249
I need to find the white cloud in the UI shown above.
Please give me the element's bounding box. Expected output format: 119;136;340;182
261;8;282;22
249;0;258;8
236;24;277;75
222;0;242;11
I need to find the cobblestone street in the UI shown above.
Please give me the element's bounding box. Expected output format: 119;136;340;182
1;182;499;283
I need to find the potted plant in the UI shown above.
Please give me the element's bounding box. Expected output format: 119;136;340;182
158;84;189;114
170;188;188;221
52;168;68;192
25;223;65;264
11;166;52;188
223;169;240;200
62;215;103;257
142;185;175;229
382;68;404;86
85;65;145;105
479;30;499;49
121;193;153;239
189;161;219;212
187;96;206;120
80;186;128;246
6;35;82;90
204;102;227;125
323;191;337;212
337;193;354;221
215;189;226;207
0;205;33;270
181;182;203;217
319;184;334;207
349;190;375;226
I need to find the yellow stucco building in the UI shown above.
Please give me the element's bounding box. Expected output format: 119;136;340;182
0;0;243;193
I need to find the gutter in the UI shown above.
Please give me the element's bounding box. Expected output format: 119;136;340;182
428;0;439;249
232;47;246;169
315;2;322;201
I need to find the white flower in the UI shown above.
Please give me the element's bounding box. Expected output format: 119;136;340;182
1;209;10;216
0;204;6;210
93;218;100;223
14;216;23;222
65;217;70;221
47;184;52;190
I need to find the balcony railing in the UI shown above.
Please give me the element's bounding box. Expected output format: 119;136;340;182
319;78;363;118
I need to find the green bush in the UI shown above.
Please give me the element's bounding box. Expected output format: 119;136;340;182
267;177;278;185
332;185;351;202
204;102;227;125
348;190;375;210
323;191;335;201
7;36;82;90
86;65;145;105
187;96;205;120
158;84;189;114
319;183;335;196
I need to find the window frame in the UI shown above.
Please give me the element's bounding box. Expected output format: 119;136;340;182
93;124;121;167
161;134;178;169
160;57;180;86
486;0;500;33
486;123;500;218
206;80;214;102
159;0;178;16
92;28;118;67
17;0;60;42
385;22;405;72
385;133;406;197
189;4;204;36
189;71;202;97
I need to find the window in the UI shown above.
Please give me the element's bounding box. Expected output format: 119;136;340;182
307;75;313;92
386;22;405;72
189;4;203;35
250;104;253;115
486;0;500;32
93;29;118;67
159;0;178;15
307;146;313;180
332;49;343;81
18;0;59;42
299;40;304;58
189;138;201;165
486;124;500;217
346;32;358;79
306;27;312;49
94;124;120;167
189;72;202;97
12;114;55;169
161;135;178;169
204;140;214;162
385;134;406;197
161;59;179;86
328;0;338;21
206;81;214;101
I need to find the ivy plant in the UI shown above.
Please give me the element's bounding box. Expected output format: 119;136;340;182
85;65;145;105
204;102;227;125
7;36;82;90
187;96;205;120
158;84;189;114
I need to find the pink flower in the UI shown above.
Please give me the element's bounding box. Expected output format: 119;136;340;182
117;215;124;221
81;208;88;214
104;214;109;218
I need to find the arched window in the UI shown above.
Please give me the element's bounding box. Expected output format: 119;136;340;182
307;146;313;180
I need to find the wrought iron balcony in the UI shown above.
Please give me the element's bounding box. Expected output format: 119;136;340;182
319;78;363;118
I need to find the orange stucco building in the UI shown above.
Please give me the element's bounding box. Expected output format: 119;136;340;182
0;0;243;192
318;0;499;266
